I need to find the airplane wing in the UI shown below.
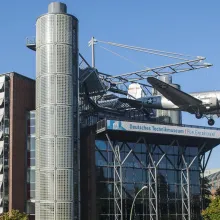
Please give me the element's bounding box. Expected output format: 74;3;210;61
118;98;143;108
147;77;202;110
118;98;151;115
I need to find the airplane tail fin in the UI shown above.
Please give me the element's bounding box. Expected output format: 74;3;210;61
127;83;144;99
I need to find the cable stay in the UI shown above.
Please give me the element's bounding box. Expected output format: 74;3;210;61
99;45;147;69
96;39;197;61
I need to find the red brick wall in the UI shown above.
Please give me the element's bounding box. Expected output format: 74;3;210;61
9;73;35;212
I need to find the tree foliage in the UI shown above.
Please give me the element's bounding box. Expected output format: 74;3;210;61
215;187;220;197
202;196;220;220
0;209;28;220
201;176;212;209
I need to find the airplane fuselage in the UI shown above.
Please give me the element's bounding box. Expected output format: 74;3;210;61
140;91;220;114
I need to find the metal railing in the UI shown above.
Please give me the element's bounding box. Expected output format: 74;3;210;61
26;37;36;46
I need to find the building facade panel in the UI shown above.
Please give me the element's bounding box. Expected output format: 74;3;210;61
9;73;35;212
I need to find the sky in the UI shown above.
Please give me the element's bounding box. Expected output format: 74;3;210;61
0;0;220;168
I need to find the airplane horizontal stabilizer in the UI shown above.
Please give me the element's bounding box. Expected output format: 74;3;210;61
147;77;202;109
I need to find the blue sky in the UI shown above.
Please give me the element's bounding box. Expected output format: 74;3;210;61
0;0;220;168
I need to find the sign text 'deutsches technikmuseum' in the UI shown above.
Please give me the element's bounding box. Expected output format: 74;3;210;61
107;120;220;139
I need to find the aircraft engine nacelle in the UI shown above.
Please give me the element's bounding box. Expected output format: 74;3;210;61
201;97;218;109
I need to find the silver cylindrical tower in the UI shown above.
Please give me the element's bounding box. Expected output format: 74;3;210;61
35;2;78;219
153;75;182;124
169;84;182;124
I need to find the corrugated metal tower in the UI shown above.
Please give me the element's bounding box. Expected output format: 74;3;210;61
153;75;182;124
35;2;79;220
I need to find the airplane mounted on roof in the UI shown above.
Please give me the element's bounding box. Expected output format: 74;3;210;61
119;77;220;126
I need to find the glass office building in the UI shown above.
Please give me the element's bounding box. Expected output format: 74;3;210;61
206;170;220;195
81;119;220;220
94;141;200;220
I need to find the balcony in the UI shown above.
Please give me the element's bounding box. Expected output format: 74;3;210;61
26;37;36;51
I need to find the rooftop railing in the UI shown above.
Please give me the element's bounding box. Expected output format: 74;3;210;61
26;37;36;51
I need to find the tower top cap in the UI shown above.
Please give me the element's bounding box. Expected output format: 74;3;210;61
48;2;67;14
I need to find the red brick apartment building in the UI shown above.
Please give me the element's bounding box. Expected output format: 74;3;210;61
0;72;35;218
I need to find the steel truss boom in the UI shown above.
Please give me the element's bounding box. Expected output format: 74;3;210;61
84;38;213;105
92;38;212;87
99;58;212;85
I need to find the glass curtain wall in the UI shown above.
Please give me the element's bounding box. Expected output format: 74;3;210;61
95;140;200;220
26;111;36;216
207;171;220;193
0;76;10;213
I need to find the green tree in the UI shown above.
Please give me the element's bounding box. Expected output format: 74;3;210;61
0;209;28;220
202;196;220;220
201;176;211;209
215;187;220;197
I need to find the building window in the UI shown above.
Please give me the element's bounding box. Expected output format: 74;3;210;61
26;201;35;215
26;111;36;215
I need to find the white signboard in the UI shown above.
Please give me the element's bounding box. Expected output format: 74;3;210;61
107;120;220;139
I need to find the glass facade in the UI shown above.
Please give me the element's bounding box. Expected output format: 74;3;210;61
0;76;10;213
207;171;220;194
95;140;201;220
26;111;35;216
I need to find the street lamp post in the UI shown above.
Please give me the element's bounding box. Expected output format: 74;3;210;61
130;185;148;220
